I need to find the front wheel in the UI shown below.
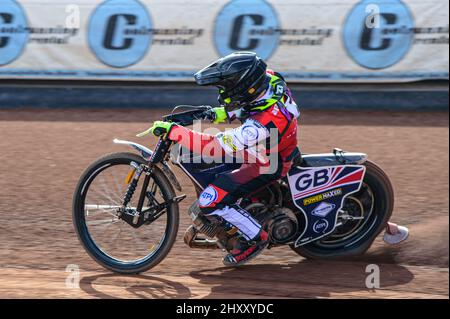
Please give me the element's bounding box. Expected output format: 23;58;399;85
72;152;179;274
290;160;394;259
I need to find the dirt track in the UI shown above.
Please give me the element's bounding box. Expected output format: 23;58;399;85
0;108;448;299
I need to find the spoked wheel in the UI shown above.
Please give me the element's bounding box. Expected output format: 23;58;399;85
73;152;179;274
314;185;375;248
291;160;394;258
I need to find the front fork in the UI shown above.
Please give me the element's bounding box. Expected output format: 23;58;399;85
127;134;169;215
119;162;153;226
119;135;185;227
135;169;152;220
120;163;185;228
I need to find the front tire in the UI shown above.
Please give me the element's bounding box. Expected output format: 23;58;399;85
73;152;179;274
290;160;393;259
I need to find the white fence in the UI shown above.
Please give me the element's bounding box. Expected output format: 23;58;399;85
0;0;448;82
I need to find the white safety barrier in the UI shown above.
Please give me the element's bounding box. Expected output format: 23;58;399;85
0;0;448;82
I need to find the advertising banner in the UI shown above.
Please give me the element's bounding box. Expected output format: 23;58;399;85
0;0;448;82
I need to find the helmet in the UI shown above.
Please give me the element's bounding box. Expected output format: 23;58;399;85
194;52;270;112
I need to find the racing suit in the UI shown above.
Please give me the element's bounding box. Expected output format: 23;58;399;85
168;71;300;242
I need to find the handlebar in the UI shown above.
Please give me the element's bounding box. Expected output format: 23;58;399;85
152;127;167;137
149;105;216;162
162;105;215;127
146;105;215;137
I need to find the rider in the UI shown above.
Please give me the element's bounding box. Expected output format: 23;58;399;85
142;52;300;266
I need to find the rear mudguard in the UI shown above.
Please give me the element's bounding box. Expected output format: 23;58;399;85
300;148;367;167
287;149;368;246
113;139;182;191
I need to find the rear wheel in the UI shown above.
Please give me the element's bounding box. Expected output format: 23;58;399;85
290;160;393;259
73;152;179;274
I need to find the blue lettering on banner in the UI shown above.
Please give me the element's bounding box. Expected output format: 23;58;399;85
343;0;414;69
88;0;152;68
0;0;28;66
214;0;280;60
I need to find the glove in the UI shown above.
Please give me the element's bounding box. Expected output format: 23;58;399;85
212;107;228;124
136;121;175;137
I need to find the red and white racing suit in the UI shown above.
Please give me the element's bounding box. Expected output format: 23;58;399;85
169;72;300;241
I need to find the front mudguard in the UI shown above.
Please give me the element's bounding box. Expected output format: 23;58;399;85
113;139;182;191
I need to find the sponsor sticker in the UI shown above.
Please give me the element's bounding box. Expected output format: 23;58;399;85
241;125;259;142
303;188;342;206
311;202;336;217
219;134;237;152
313;218;329;234
199;186;218;207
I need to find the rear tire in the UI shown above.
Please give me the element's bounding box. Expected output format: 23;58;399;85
290;160;393;259
73;152;179;274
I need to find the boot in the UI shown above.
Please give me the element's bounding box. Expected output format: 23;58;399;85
222;230;269;267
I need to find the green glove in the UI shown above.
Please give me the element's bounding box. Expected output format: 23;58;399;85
212;107;228;124
136;121;175;137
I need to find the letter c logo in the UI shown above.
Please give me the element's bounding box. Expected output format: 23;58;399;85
0;0;28;66
214;0;280;60
88;0;152;68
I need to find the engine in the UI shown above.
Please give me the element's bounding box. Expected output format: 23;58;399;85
243;203;299;245
266;208;299;244
184;200;299;249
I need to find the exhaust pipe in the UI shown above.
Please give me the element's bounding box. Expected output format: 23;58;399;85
183;225;220;249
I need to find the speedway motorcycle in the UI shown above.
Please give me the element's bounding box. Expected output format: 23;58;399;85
73;106;407;274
